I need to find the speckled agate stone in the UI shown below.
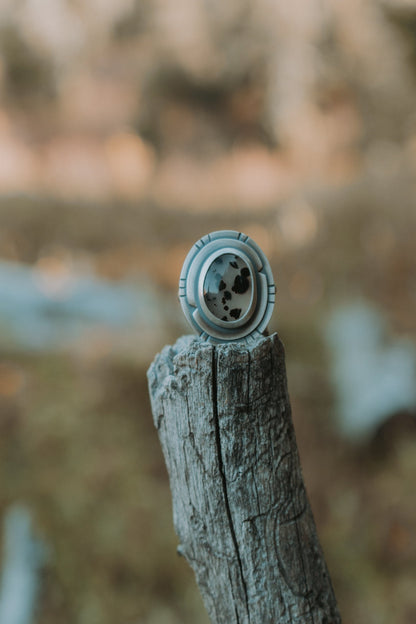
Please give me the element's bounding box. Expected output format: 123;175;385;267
203;253;252;322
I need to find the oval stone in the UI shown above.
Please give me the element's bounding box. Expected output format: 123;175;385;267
203;253;252;322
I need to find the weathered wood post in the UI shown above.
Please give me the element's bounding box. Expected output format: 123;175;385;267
147;231;341;623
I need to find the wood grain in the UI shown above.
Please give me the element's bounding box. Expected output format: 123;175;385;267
147;333;341;624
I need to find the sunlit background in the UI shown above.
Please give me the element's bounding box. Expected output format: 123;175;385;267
0;1;415;622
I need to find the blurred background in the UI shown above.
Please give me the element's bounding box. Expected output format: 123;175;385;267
0;0;415;622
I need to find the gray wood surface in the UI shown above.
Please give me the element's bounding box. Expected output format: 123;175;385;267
147;333;341;624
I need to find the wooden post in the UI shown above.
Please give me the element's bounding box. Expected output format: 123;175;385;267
147;332;341;624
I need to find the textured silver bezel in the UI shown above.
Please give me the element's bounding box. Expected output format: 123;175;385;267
179;230;275;344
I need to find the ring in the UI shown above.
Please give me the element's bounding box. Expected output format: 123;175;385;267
179;230;275;343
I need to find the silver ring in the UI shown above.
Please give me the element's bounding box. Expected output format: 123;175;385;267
179;230;275;344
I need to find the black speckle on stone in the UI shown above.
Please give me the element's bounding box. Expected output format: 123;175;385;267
219;280;226;291
241;268;250;277
224;290;232;300
222;316;228;321
230;308;242;319
232;272;250;294
230;261;238;269
224;306;229;311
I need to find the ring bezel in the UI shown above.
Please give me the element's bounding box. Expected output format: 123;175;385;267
197;247;257;330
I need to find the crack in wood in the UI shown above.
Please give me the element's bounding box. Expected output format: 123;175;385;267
212;345;250;623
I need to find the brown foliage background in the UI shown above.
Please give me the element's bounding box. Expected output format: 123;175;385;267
0;1;415;622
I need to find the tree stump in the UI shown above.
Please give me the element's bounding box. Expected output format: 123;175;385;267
147;332;341;624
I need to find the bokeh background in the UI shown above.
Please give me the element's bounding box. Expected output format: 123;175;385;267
0;1;415;622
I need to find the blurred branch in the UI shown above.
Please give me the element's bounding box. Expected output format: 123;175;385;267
0;505;46;624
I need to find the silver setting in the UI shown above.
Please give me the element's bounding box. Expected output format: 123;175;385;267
179;230;275;344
